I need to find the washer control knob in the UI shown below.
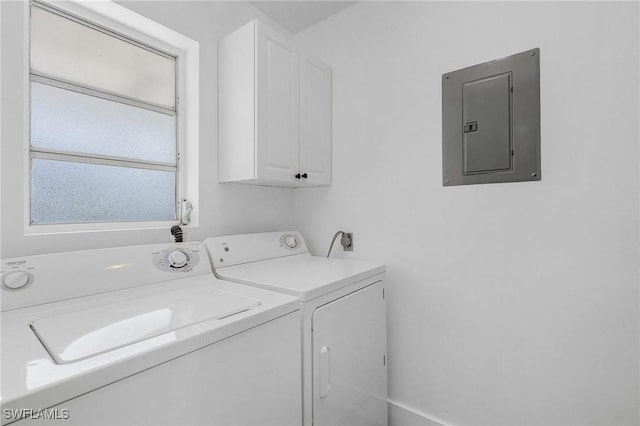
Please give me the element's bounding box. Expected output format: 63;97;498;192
168;250;188;268
284;235;298;249
3;271;30;290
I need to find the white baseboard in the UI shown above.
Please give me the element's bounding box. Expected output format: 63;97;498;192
388;400;449;426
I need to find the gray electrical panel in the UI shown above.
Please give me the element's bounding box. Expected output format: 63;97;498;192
442;48;540;186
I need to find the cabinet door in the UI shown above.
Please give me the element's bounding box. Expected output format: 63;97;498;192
255;22;299;184
312;282;387;426
300;55;332;186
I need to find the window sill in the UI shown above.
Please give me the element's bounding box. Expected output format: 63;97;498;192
24;221;198;236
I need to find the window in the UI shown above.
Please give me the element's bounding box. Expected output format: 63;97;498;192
27;0;199;231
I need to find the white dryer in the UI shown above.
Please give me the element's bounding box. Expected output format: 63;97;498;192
1;242;301;426
204;231;388;426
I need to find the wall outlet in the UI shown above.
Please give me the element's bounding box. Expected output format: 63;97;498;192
341;233;353;251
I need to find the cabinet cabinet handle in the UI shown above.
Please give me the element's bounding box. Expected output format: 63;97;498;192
294;173;301;179
301;173;308;179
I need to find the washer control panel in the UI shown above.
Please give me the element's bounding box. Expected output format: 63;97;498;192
279;233;300;250
153;247;200;272
1;242;211;312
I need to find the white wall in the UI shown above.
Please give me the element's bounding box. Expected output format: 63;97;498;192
0;1;295;258
295;2;640;425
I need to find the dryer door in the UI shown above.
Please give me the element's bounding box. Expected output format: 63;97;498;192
312;281;387;426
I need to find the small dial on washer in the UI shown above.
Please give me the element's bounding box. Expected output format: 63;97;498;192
167;250;188;268
284;235;298;249
3;271;30;290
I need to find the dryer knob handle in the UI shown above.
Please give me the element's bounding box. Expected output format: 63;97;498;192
301;173;308;179
294;173;301;179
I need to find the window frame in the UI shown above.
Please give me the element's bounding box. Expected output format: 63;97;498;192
23;0;199;235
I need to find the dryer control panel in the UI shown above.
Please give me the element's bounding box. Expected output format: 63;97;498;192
204;231;309;268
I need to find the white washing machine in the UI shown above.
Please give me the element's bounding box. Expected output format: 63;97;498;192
1;242;301;426
204;231;388;426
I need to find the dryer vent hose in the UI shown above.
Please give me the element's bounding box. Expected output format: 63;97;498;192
171;225;183;243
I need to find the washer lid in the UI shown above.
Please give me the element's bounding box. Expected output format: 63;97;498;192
31;283;260;364
216;254;386;302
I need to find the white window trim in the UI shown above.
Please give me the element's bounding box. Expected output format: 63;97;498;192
23;0;199;235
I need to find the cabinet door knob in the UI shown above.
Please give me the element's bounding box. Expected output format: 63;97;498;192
295;173;301;179
301;173;308;179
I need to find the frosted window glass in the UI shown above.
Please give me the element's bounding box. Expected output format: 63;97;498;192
31;159;176;224
31;83;176;164
31;7;175;109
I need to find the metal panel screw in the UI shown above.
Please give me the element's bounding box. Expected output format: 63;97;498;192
445;178;451;184
530;51;536;56
531;172;537;177
444;75;450;79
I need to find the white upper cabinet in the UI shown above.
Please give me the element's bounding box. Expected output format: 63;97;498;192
255;22;300;184
300;54;332;186
218;21;331;187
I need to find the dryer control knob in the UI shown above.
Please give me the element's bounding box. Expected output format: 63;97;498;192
285;235;298;248
168;250;188;268
3;271;30;290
